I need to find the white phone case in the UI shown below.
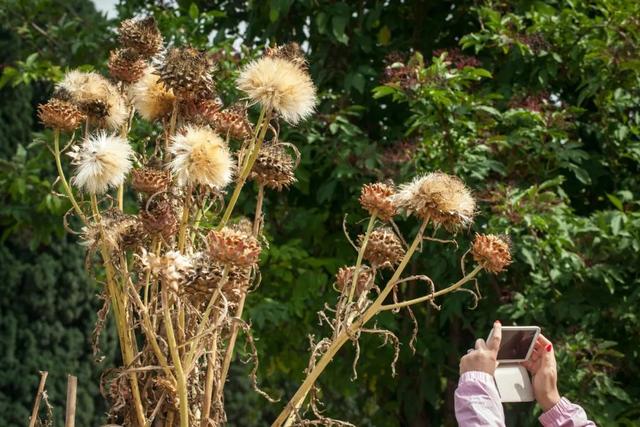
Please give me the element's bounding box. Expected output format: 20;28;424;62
494;364;535;402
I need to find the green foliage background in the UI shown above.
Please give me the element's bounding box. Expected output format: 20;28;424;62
1;0;638;426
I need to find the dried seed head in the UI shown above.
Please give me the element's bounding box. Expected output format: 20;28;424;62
37;98;85;132
118;16;163;58
168;125;235;188
237;56;316;124
249;143;297;190
56;70;127;129
131;167;172;194
207;104;253;140
471;233;511;274
359;227;405;269
157;47;215;100
264;42;308;70
129;67;176;121
140;198;178;241
184;254;251;307
108;48;147;83
68;131;133;194
359;182;397;221
393;172;476;230
80;209;145;252
335;265;374;296
207;227;261;267
139;249;192;292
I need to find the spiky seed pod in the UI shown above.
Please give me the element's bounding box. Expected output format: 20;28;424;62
129;67;176;121
359;227;405;269
237;56;316;124
359;183;397;221
392;172;476;231
108;48;147;83
264;42;308;70
207;105;253;140
168;125;234;188
157;47;215;100
207;227;261;267
140;199;178;241
249;143;297;190
139;249;193;293
335;265;374;296
80;209;145;252
56;70;128;129
183;255;250;307
471;233;511;273
68;131;133;194
37;98;85;132
131;167;172;194
118;16;163;58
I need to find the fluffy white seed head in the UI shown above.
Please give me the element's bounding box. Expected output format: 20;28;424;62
129;67;176;121
69;131;134;194
236;56;316;124
168;125;234;188
57;70;128;130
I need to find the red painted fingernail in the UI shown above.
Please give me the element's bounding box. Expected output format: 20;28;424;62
545;344;552;352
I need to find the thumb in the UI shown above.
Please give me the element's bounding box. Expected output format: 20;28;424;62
487;320;502;352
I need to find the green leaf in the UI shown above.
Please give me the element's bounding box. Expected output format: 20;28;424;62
606;194;624;211
188;3;199;20
377;25;391;46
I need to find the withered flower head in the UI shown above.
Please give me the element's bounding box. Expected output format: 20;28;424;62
129;67;176;121
108;48;147;83
359;227;405;269
118;16;163;58
139;249;193;292
207;104;253;140
249;143;297;191
37;98;85;132
393;172;476;230
56;70;127;129
168;125;234;188
157;47;215;100
264;42;308;70
359;182;396;221
131;167;172;194
207;227;261;267
81;209;144;252
184;254;251;307
335;265;374;296
68;131;133;194
237;56;316;124
140;198;178;241
471;233;511;274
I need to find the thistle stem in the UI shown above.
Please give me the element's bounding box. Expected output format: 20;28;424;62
273;219;429;427
200;342;218;427
380;265;483;311
162;284;189;427
217;106;272;229
53;130;88;224
177;184;192;253
346;214;376;308
253;184;265;235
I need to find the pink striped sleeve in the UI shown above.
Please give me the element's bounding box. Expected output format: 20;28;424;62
454;371;506;427
538;397;596;427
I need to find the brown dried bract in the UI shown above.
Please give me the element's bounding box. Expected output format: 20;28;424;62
140;198;178;241
207;105;252;141
131;167;172;194
471;233;511;274
359;227;405;269
38;98;85;132
359;183;396;221
335;265;374;296
249;143;297;191
207;228;261;267
264;42;308;70
108;48;147;83
118;16;163;58
158;47;215;100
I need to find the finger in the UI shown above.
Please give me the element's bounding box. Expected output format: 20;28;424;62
521;360;533;371
487;321;502;351
475;338;487;350
466;348;474;354
540;340;556;367
538;334;552;347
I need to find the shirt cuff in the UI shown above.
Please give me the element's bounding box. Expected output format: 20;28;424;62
538;397;572;426
459;371;495;385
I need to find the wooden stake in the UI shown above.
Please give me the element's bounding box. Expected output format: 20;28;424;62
28;371;48;427
65;375;78;427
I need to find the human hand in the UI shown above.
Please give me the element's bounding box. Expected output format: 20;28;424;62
459;321;502;375
521;334;561;411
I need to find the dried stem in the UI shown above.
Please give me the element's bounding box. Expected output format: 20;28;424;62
346;214;376;307
28;371;48;427
64;375;77;427
178;184;193;253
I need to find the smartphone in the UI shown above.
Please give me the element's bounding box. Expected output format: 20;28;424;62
488;326;540;363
